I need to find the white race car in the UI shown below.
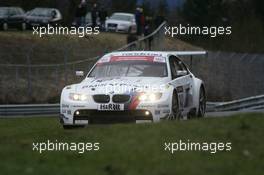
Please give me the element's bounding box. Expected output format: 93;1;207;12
105;13;137;33
60;51;206;129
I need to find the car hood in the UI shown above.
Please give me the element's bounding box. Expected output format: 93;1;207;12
73;77;170;94
106;19;131;25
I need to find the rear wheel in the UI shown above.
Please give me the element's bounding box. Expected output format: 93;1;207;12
197;87;206;118
169;91;181;120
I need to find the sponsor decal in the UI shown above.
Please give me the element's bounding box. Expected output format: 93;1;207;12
75;120;89;125
155;110;161;115
97;55;167;64
153;56;166;63
158;104;169;108
129;93;141;110
121;53;163;57
162;109;170;114
72;105;86;108
67;110;72;115
62;104;69;108
98;104;124;111
97;56;111;64
111;56;155;62
139;105;155;108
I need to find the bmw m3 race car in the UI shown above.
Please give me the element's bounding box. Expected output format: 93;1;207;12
60;51;206;129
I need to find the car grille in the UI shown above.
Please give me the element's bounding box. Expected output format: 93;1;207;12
93;95;110;103
108;23;117;28
112;95;131;103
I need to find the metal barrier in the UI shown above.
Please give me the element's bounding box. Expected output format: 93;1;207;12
209;95;264;112
0;104;59;116
1;95;264;117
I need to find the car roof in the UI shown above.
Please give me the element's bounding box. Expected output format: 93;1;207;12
0;7;22;10
105;51;169;58
112;13;134;16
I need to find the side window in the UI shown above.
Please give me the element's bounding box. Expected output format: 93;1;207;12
169;56;177;79
174;60;183;71
176;60;189;77
9;9;17;16
169;56;188;79
16;8;24;15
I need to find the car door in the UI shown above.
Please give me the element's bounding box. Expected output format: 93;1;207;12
169;55;193;112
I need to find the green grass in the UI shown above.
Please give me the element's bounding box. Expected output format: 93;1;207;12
0;113;264;175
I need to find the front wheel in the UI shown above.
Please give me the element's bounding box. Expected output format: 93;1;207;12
168;91;181;120
63;125;85;130
197;87;206;118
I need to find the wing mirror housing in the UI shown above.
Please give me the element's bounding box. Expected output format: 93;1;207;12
76;71;84;77
177;70;188;77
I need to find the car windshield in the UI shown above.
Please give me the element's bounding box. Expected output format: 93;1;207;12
28;8;51;17
89;59;168;78
0;8;8;16
110;14;133;21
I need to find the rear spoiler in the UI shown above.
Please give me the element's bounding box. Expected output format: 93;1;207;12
167;51;207;56
167;51;208;69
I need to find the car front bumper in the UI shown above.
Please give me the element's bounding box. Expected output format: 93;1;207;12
60;96;171;125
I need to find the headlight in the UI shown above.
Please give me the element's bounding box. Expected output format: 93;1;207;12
69;93;88;101
138;93;162;102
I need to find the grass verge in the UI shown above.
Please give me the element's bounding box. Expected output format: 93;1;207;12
0;113;264;175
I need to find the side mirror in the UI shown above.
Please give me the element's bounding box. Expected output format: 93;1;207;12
177;70;188;77
76;71;84;77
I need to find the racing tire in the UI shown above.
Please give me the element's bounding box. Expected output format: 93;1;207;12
63;125;85;130
169;91;181;120
197;86;206;118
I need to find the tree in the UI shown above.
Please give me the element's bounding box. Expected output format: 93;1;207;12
141;0;154;16
111;0;137;13
182;0;224;25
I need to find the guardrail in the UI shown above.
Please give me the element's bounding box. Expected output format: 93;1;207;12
1;95;264;117
208;95;264;112
0;104;59;117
